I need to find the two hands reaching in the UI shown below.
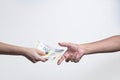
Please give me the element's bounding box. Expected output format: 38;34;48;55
0;35;120;65
21;42;86;64
0;42;86;64
20;42;86;64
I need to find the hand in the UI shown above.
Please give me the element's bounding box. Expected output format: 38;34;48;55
23;48;47;63
57;42;85;65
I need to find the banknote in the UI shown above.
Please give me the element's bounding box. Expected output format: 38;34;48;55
36;42;65;60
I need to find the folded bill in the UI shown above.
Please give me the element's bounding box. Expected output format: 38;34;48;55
36;42;65;60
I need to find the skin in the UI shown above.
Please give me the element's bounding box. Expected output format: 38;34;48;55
0;42;47;63
57;35;120;65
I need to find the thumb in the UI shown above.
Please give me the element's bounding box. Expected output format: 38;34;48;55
37;49;47;56
58;42;72;47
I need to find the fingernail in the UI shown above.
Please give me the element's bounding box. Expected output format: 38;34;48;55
57;62;60;65
57;63;60;65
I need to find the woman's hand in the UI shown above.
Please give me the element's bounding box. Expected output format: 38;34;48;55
23;48;47;63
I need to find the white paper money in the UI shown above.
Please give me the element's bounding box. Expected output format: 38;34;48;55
36;42;65;60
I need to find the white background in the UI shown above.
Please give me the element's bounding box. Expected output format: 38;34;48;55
0;0;120;80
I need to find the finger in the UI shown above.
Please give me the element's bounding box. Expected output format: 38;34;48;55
57;55;65;65
74;53;83;63
72;53;78;62
29;58;37;63
57;50;69;65
36;56;48;62
69;54;73;62
37;49;47;56
58;42;72;48
65;58;70;62
24;55;37;63
70;56;75;62
32;60;37;63
67;52;76;62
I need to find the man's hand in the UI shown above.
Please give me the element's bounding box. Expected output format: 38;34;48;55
57;42;85;65
23;48;48;63
57;35;120;65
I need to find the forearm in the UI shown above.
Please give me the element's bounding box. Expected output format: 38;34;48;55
80;35;120;54
0;42;27;55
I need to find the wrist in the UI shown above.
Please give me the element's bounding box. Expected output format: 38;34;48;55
16;47;29;56
78;43;92;55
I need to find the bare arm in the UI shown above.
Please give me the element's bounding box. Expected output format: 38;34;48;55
0;42;47;63
0;42;27;55
82;35;120;54
57;35;120;65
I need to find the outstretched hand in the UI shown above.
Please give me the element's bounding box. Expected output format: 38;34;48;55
57;42;85;65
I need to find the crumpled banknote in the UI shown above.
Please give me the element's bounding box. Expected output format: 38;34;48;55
36;41;65;60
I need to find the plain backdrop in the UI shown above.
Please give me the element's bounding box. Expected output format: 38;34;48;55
0;0;120;80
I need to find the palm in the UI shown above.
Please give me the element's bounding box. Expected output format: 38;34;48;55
67;44;80;53
57;42;84;65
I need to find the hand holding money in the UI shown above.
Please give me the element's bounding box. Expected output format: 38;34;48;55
37;42;66;60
